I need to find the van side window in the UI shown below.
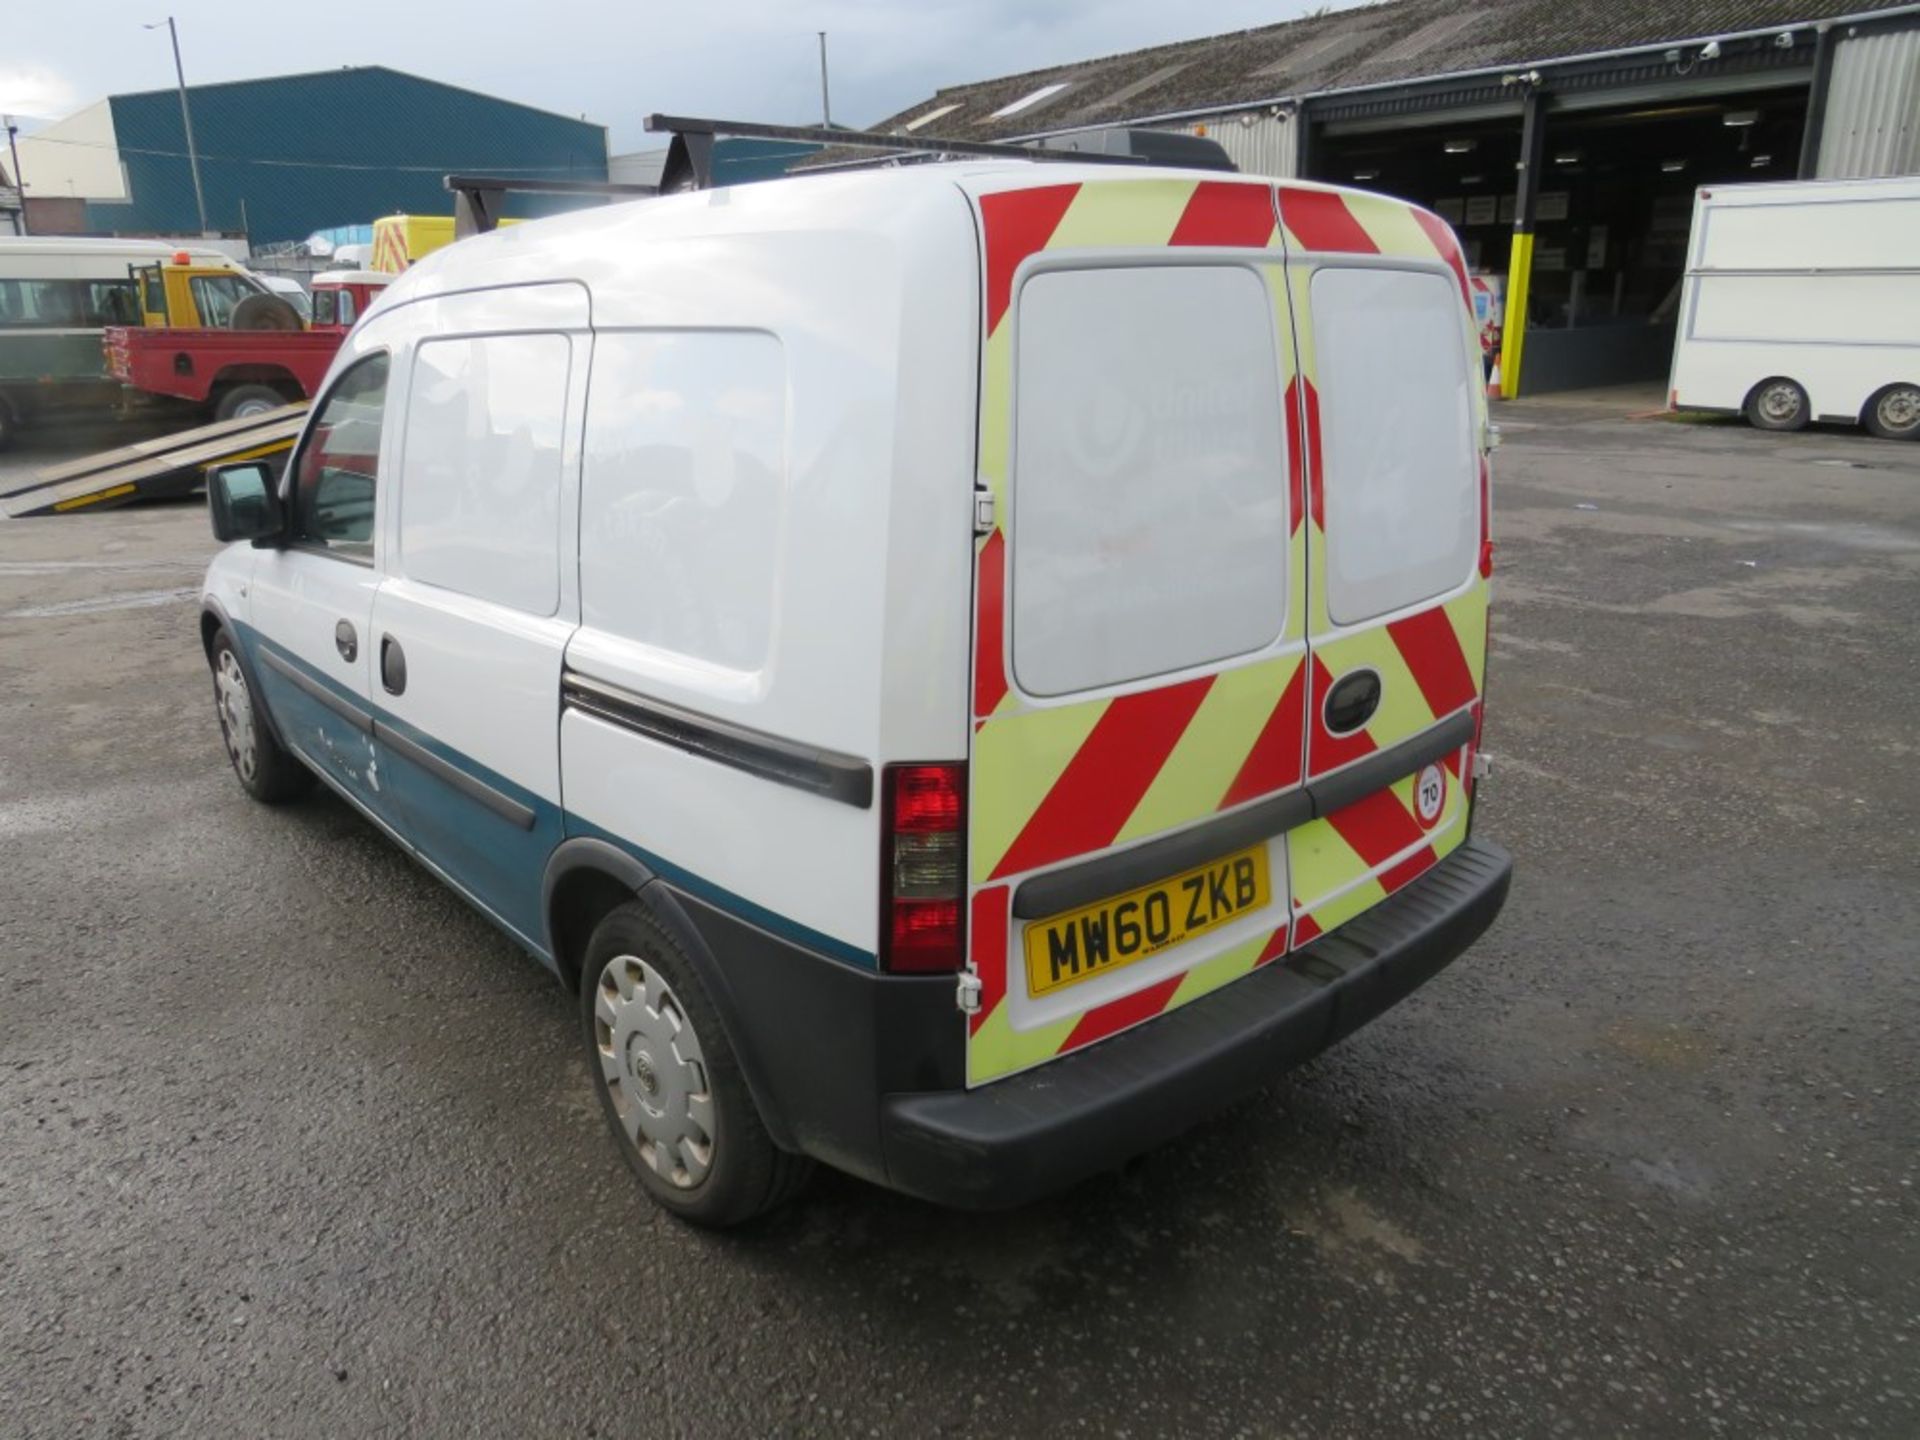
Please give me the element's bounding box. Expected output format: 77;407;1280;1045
579;331;787;672
397;334;570;616
291;353;389;561
1011;264;1290;697
1311;267;1477;626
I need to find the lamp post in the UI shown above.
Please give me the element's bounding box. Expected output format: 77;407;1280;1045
146;16;210;234
3;115;26;235
817;31;832;128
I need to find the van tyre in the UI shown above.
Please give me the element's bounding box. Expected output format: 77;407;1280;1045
581;902;812;1226
214;384;287;422
210;629;312;803
1745;377;1810;432
0;396;17;452
1863;383;1920;441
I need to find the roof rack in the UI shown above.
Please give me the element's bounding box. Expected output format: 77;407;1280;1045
443;173;659;239
442;116;1234;238
642;113;1168;192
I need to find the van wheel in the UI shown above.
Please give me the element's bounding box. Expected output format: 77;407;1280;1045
0;396;17;452
581;902;812;1227
1863;383;1920;441
210;630;312;803
214;384;287;422
1745;377;1810;432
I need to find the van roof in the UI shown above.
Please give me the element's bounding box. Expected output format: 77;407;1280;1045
0;236;237;261
372;162;1403;317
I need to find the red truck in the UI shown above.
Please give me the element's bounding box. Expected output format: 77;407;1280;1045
103;264;390;421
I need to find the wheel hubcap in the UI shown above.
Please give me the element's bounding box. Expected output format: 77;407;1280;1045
1760;384;1800;422
1878;387;1919;432
593;956;715;1189
215;650;257;783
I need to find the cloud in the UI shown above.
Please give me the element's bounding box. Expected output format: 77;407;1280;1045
0;64;77;125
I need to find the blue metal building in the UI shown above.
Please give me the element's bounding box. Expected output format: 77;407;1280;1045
87;66;607;244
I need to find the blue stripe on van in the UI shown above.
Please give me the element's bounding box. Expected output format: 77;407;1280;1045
231;621;878;971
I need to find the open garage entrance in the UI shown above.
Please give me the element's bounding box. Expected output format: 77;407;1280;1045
1307;81;1811;394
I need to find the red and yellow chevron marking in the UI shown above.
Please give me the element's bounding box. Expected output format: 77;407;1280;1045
1289;743;1471;935
964;176;1489;1086
966;176;1300;1083
969;177;1301;893
1277;185;1474;309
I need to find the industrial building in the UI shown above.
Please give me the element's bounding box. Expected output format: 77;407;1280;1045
13;66;608;246
871;0;1920;395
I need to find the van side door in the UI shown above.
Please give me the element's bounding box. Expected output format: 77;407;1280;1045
245;349;403;832
1275;186;1492;942
365;284;589;953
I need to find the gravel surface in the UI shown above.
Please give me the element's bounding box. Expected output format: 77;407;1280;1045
2;395;1916;1437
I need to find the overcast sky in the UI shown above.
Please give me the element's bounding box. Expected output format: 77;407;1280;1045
5;0;1338;151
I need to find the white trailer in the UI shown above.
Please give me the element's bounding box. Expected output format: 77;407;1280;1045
1668;176;1920;440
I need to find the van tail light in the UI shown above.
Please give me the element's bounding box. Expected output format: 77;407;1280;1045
881;762;967;974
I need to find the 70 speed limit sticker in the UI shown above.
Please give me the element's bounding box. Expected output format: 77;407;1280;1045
1414;763;1446;829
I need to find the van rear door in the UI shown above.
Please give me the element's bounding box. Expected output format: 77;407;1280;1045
1273;185;1491;946
959;176;1490;1089
959;175;1312;1087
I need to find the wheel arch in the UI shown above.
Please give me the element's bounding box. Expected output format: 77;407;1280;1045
542;837;801;1152
201;600;290;751
211;364;304;398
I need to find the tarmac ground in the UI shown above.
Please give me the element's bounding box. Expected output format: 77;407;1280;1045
2;392;1916;1437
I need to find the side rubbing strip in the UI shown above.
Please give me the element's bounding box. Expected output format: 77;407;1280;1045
1012;787;1313;921
374;721;536;831
1306;709;1475;817
562;670;874;810
258;648;373;734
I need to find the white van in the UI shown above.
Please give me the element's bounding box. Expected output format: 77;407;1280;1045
199;162;1511;1225
0;236;247;447
1668;175;1920;439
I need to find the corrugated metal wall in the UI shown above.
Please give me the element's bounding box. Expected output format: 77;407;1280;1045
1817;25;1920;178
89;67;607;243
1162;111;1298;178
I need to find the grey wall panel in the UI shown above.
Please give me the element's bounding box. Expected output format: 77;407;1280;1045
1818;26;1920;179
1161;111;1299;178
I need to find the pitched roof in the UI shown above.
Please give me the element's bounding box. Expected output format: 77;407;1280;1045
870;0;1897;139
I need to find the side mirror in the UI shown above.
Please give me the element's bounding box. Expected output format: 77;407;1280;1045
208;461;283;544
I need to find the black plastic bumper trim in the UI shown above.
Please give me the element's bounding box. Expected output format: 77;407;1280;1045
563;670;874;810
1306;708;1475;817
1010;710;1475;923
258;647;372;734
881;837;1512;1209
1012;788;1313;921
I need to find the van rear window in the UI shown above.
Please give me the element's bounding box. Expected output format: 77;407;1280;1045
1311;267;1477;627
1011;265;1290;698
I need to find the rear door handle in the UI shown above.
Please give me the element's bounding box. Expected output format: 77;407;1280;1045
380;635;407;696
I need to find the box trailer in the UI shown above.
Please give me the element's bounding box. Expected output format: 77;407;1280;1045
1668;176;1920;440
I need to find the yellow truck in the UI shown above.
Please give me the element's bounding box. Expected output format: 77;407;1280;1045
370;213;520;273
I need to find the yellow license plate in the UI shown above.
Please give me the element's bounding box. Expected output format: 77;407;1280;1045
1024;844;1271;998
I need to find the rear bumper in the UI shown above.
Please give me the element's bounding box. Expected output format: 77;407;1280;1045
880;837;1512;1209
